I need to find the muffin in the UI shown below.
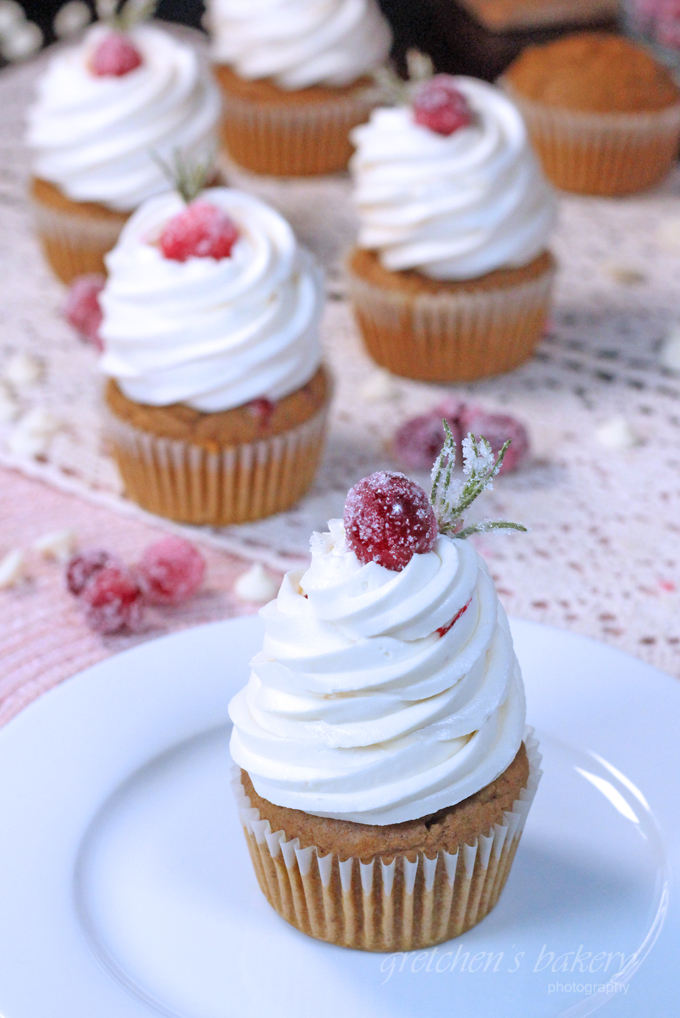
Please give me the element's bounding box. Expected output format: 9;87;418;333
205;0;393;175
99;187;331;524
398;0;618;82
26;19;220;283
502;32;680;195
347;73;557;382
229;448;542;951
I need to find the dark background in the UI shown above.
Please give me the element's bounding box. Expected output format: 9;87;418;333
17;1;620;80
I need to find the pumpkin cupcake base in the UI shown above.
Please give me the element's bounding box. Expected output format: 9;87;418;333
233;732;542;952
346;247;556;382
30;177;129;284
104;367;331;525
214;65;377;176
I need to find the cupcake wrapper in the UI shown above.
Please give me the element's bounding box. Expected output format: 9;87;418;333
218;84;377;176
503;84;680;196
30;194;128;284
347;257;555;382
233;730;542;953
105;396;330;525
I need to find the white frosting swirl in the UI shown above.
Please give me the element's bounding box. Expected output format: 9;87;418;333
99;188;323;411
26;23;220;213
207;0;392;89
229;519;526;825
350;77;556;280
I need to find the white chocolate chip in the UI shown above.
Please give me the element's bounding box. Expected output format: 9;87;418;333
0;549;25;589
7;407;62;458
604;263;646;286
0;381;19;423
595;416;638;451
660;324;680;373
33;529;77;562
3;352;43;389
360;369;399;402
234;563;280;603
658;217;680;253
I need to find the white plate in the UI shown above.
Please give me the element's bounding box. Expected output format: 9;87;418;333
0;618;678;1018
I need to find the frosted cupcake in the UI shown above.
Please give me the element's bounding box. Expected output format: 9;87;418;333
230;429;542;951
99;180;330;524
347;59;557;382
502;32;680;196
26;6;220;283
205;0;392;175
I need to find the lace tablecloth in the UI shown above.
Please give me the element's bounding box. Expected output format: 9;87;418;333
2;52;680;678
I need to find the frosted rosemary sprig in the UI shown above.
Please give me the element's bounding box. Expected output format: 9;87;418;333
430;421;527;539
153;148;215;205
96;0;158;31
371;48;434;106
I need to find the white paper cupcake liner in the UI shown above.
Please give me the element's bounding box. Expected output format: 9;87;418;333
30;190;128;283
218;80;378;176
502;81;680;195
347;254;556;382
233;729;542;952
105;395;330;525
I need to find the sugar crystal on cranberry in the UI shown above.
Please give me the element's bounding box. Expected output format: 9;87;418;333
344;471;438;571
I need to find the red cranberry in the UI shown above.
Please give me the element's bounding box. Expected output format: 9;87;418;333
248;397;275;429
79;564;144;634
393;400;464;471
66;549;120;596
459;405;530;474
90;33;143;77
159;201;239;262
63;274;105;351
437;598;471;637
393;415;447;471
136;536;205;606
344;471;438;572
413;76;473;136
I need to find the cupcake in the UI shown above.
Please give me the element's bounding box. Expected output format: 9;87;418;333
347;66;557;382
205;0;393;175
230;432;542;951
502;32;680;196
99;182;330;525
26;9;220;283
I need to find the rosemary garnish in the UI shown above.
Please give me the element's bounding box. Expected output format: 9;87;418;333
430;421;527;539
152;148;216;204
95;0;158;31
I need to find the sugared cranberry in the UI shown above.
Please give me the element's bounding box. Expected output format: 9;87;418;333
159;201;239;262
64;274;105;351
136;536;206;606
344;471;438;572
248;397;275;429
393;415;448;471
66;548;119;596
459;405;530;474
79;564;144;634
90;32;143;77
413;76;473;136
393;400;465;471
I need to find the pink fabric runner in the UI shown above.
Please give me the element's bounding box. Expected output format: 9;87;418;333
0;464;266;727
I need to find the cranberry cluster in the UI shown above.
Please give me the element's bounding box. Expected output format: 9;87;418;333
393;400;530;474
66;536;206;634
